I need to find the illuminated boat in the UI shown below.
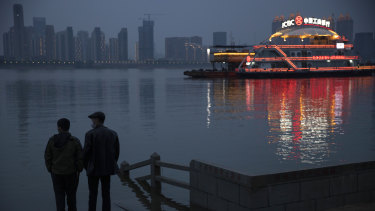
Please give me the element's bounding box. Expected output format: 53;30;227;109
184;46;250;78
237;16;375;78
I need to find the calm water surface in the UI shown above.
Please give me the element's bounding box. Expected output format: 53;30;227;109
0;68;374;210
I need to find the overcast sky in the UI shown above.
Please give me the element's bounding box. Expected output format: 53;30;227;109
1;0;375;58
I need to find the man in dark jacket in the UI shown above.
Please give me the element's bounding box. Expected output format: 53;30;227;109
45;118;83;211
83;111;120;211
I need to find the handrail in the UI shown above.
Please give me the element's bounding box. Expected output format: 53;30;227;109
119;152;190;193
156;161;190;171
121;159;151;172
135;175;151;181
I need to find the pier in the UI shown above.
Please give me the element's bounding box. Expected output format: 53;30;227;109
119;153;375;210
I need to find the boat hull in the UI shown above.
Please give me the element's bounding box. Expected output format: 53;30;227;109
183;71;237;78
184;69;375;79
237;69;375;78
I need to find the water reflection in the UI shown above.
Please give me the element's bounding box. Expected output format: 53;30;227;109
6;81;31;143
0;68;373;210
120;176;189;211
139;78;155;135
206;82;211;128
209;77;373;164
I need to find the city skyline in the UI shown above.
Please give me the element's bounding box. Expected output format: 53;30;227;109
2;4;211;62
3;3;375;63
1;0;375;59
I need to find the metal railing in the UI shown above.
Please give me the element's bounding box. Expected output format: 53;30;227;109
119;152;190;192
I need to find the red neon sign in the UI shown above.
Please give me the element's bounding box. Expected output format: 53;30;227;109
295;16;303;26
312;55;356;60
253;44;354;49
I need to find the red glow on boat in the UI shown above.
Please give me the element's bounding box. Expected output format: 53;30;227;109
295;16;303;26
246;56;251;62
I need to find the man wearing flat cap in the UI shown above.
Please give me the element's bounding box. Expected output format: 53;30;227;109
83;111;120;211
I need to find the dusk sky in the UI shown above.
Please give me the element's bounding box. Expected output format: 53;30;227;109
1;0;375;58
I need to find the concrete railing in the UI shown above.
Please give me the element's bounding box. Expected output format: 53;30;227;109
119;152;190;193
190;160;375;211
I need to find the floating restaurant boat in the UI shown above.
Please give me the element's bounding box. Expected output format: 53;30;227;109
184;15;375;78
184;46;251;78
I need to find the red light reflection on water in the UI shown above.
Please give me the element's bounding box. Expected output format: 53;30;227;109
211;77;373;164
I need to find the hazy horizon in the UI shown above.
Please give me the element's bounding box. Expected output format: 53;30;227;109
1;0;375;59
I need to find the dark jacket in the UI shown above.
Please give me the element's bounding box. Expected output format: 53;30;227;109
83;125;120;176
44;132;83;175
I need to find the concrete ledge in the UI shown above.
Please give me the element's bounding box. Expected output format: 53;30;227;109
190;160;251;187
300;178;330;200
249;161;375;189
330;174;357;195
269;182;300;205
358;170;375;191
239;186;268;209
190;160;375;211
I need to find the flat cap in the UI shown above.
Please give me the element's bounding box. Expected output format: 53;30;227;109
88;111;105;122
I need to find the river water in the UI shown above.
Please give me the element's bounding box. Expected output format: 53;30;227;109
0;68;374;210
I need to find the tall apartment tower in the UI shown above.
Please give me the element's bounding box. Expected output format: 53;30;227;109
75;31;89;62
165;37;189;60
336;14;354;43
118;28;128;61
13;4;26;59
109;38;119;61
32;17;46;58
45;25;56;60
56;31;66;61
3;30;14;59
138;19;154;60
65;27;75;61
91;27;105;61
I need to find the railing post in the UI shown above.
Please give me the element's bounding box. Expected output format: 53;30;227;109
120;161;130;178
150;152;161;192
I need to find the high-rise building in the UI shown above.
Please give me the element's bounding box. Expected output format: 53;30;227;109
6;27;15;59
32;17;46;58
135;41;139;61
165;36;206;62
118;28;128;61
90;27;105;61
187;36;205;62
138;19;154;60
45;25;55;60
55;27;75;61
190;36;202;45
109;38;119;61
186;36;205;62
65;27;75;61
24;26;34;59
165;37;189;61
336;14;353;43
354;32;375;62
3;31;13;59
56;31;66;61
213;32;227;46
75;31;89;62
105;44;110;61
272;15;285;33
13;4;26;60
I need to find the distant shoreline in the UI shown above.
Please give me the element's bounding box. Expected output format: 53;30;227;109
0;60;211;69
